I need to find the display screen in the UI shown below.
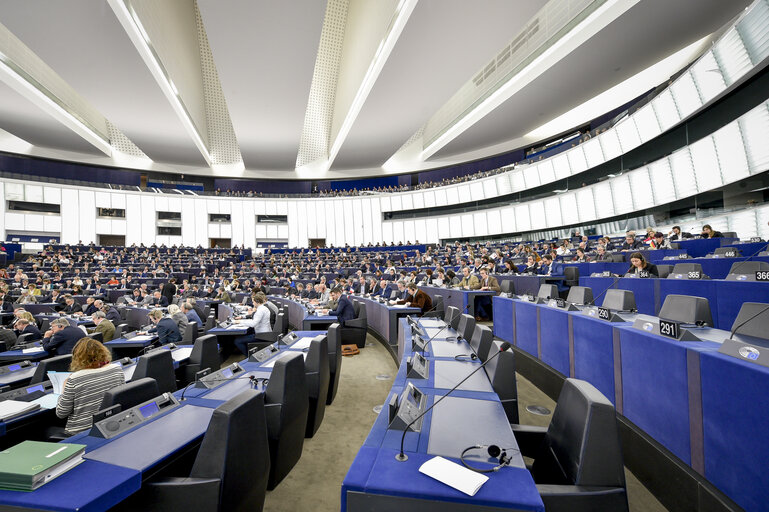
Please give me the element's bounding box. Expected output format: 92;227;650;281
8;364;20;371
221;368;234;379
26;385;44;393
139;402;160;419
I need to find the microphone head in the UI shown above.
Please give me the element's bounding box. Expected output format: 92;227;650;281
499;342;512;352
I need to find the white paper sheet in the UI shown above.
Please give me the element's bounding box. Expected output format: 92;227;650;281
288;337;315;350
261;351;308;369
172;347;194;361
30;393;60;410
0;400;40;420
128;335;154;342
418;456;489;496
22;347;45;354
46;371;73;395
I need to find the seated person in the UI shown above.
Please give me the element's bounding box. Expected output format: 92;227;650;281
13;318;42;342
475;268;501;321
88;311;115;342
501;260;519;274
626;252;659;278
324;287;355;326
372;279;389;297
522;255;539;274
572;248;590;262
701;224;724;238
54;337;125;437
649;231;670;250
103;304;122;325
146;290;170;307
182;301;203;327
144;308;182;345
232;293;272;355
398;282;433;314
61;295;83;315
669;225;692;241
458;267;480;290
42;318;88;355
537;255;564;277
80;296;99;316
621;233;642;251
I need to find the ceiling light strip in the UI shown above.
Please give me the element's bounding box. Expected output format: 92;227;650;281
0;52;112;155
109;0;212;165
322;0;418;172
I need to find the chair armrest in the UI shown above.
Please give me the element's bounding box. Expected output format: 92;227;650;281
254;332;279;343
140;477;220;511
536;485;628;512
510;424;547;457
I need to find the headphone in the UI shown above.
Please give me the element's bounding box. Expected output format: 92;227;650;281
250;376;270;390
460;444;516;473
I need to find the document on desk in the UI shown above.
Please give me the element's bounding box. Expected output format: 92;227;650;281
419;319;446;328
22;347;45;354
171;347;193;361
29;393;60;410
128;335;154;342
419;456;488;496
424;327;452;338
261;351;308;368
288;337;315;350
46;372;72;395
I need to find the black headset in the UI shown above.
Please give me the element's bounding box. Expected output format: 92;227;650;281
460;444;516;473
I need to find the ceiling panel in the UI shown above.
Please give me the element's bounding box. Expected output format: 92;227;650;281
332;0;546;171
0;0;207;166
432;0;752;160
0;80;103;155
198;0;326;171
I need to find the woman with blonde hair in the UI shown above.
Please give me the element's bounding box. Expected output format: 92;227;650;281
54;337;125;436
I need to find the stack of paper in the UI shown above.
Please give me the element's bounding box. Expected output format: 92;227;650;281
288;337;315;350
418;456;489;496
22;347;44;354
46;372;72;395
0;441;86;491
0;401;41;422
171;347;193;361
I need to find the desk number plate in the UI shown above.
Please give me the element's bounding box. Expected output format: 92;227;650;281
756;271;769;282
659;319;680;339
555;298;566;308
597;307;611;320
687;271;702;279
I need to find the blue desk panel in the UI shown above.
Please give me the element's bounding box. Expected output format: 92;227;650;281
538;306;571;376
514;300;539;357
492;296;514;342
571;314;621;407
676;238;738;258
713;281;769;330
0;460;140;512
699;351;769;512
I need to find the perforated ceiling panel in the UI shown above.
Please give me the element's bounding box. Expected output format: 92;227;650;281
105;120;150;160
296;0;349;169
194;1;242;167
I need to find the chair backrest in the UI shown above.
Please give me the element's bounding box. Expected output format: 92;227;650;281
564;267;579;281
566;286;593;305
484;347;518;423
305;336;330;400
325;324;343;405
189;334;219;372
531;378;625;488
656;265;673;279
468;324;493;362
671;263;704;276
500;280;514;294
16;333;34;344
204;314;216;332
265;353;309;423
114;323;128;339
90;331;103;343
609;253;626;263
444;305;459;326
728;261;769;275
272;313;285;335
132;350;177;393
659;294;713;326
191;389;270;511
731;302;769;339
354;301;367;320
100;377;159;410
456;314;476;341
182;322;199;343
537;284;559;300
601;289;636;311
351;300;361;316
31;354;73;384
713;247;741;257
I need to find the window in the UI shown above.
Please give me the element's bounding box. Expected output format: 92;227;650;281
209;213;231;223
97;207;125;218
257;215;288;223
157;211;181;220
7;201;60;214
157;226;181;236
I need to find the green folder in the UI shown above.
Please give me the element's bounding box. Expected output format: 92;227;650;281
0;441;86;491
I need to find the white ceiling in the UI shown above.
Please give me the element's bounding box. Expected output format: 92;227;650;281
0;0;753;179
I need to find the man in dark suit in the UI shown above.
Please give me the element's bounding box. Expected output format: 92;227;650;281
0;296;13;314
326;287;355;326
147;290;169;307
13;318;42;342
372;280;389;297
162;278;177;304
62;295;82;315
145;309;182;344
42;318;85;355
103;304;122;325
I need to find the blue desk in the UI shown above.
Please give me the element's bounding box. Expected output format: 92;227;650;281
0;343;49;362
656;256;769;279
676;238;739;258
420;286;496;317
0;363;37;388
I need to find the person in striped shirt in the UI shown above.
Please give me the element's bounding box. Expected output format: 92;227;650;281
55;337;125;436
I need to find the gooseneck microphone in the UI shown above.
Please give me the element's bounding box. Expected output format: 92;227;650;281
723;243;769;276
586;275;621;307
729;304;769;340
395;342;512;462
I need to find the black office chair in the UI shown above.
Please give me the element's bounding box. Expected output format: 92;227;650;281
30;355;72;384
658;294;713;327
90;331;103;343
325;323;343;405
456;314;476;342
304;336;330;438
566;286;593;305
602;289;636;312
712;247;741;257
537;284;559;301
264;353;309;489
182;322;199;343
445;306;461;331
424;294;444;318
725;261;769;280
15;333;35;345
468;324;492;362
512;378;628;512
563;266;579;287
38;318;50;333
279;309;289;336
341;300;367;348
668;263;709;279
500;280;515;294
131;350;177;393
100;378;159;411
183;334;221;386
252;313;284;349
656;265;673;279
730;302;769;340
204;314;216;333
128;390;271;512
114;323;129;340
484;343;518;423
609;253;626;263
